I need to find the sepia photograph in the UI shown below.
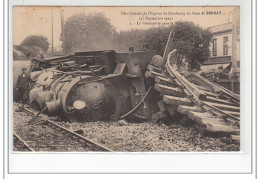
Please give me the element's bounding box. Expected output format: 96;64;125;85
12;6;241;153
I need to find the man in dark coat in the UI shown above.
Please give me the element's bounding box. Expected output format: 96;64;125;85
16;68;31;106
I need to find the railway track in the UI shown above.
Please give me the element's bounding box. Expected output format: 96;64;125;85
146;50;240;141
13;132;35;151
13;105;113;152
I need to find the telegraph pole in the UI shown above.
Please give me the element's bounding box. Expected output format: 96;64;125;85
60;8;65;54
51;8;54;55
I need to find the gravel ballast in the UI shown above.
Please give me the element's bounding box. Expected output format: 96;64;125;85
13;104;239;152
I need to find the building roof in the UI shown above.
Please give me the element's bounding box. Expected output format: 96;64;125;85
208;22;232;34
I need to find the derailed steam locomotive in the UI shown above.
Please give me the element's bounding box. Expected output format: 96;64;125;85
22;49;159;122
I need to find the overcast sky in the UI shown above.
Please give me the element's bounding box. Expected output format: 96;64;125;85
12;6;237;48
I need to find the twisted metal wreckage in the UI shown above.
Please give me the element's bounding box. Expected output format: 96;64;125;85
14;31;240;139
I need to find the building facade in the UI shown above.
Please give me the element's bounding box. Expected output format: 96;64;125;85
205;7;240;69
206;23;233;65
203;7;240;93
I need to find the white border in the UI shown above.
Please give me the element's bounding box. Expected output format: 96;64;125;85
3;0;255;176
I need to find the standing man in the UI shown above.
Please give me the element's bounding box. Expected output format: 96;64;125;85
16;68;31;106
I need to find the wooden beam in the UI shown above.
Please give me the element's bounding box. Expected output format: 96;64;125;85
188;111;226;126
154;84;186;97
197;118;227;127
203;96;238;106
206;123;240;134
147;64;162;73
188;111;212;120
113;63;126;74
222;110;240;118
199;103;240;124
163;95;193;106
177;105;203;115
145;70;165;79
230;135;240;143
155;76;178;88
203;101;240;112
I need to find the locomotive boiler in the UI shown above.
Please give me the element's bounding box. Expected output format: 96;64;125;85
25;49;158;122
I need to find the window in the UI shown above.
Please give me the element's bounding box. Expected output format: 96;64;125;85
223;37;228;55
212;39;217;56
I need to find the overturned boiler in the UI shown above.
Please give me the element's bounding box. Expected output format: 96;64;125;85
27;50;158;122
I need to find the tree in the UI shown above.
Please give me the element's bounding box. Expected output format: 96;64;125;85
61;13;116;54
15;45;44;59
113;27;170;55
140;27;171;55
20;35;49;52
113;21;212;69
170;21;212;69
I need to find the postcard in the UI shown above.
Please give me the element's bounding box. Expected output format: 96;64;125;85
6;2;254;175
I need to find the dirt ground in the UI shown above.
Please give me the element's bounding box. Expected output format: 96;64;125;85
13;104;239;152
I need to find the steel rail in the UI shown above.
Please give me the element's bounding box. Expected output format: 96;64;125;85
13;132;35;151
190;72;240;104
165;50;240;124
46;120;113;152
18;106;113;152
